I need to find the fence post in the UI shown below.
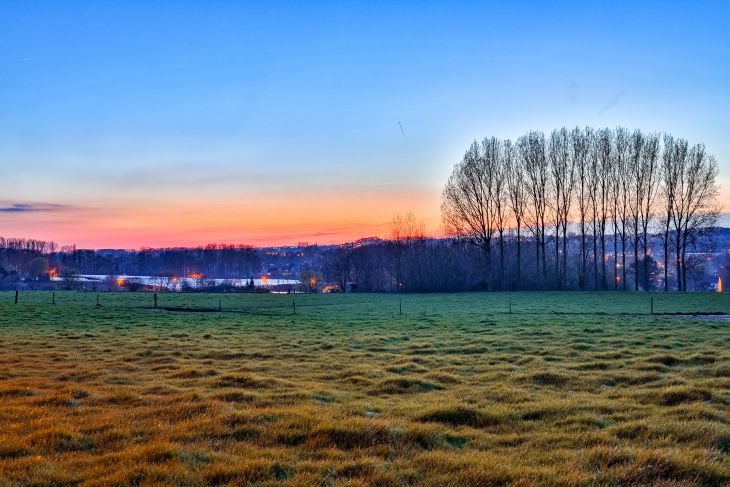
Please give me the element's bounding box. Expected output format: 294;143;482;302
399;298;402;315
14;290;18;304
218;298;222;311
154;293;158;308
650;296;654;315
292;299;296;315
96;294;100;307
52;292;55;305
509;298;512;314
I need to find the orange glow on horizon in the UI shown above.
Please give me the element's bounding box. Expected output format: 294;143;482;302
0;185;442;249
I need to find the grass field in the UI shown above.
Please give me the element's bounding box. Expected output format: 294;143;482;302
1;291;729;486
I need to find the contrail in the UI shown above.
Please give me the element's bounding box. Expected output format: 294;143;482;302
398;121;407;140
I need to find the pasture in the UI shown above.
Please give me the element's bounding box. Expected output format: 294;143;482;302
0;292;729;486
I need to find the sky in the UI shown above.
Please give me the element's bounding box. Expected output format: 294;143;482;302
1;0;728;249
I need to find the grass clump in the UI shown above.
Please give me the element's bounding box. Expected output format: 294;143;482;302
214;373;268;388
657;386;713;406
419;406;504;428
372;378;444;394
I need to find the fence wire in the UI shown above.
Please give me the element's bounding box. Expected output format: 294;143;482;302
2;291;730;319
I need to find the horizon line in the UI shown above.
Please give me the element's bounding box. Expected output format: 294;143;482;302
5;224;730;253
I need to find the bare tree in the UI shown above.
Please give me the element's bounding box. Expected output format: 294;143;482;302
489;139;509;291
505;139;526;290
519;132;549;288
390;212;425;292
639;133;660;291
442;141;497;287
673;143;720;290
558;130;575;289
571;127;590;289
587;130;601;289
660;135;684;290
595;129;612;289
549;128;574;289
613;127;630;290
628;129;645;291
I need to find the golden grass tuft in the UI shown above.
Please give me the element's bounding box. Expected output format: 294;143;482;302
372;377;444;394
656;386;713;406
419;406;504;428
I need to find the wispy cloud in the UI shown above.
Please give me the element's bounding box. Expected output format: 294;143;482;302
598;90;628;115
566;82;580;105
0;203;70;213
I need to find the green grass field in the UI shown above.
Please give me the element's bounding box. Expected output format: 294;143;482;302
1;291;729;486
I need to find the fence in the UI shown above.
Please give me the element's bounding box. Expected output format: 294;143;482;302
2;290;730;319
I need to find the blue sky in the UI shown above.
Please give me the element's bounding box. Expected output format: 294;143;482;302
0;1;728;247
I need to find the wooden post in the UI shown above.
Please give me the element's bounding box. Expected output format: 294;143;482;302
399;298;402;315
52;292;55;305
509;298;512;314
154;293;158;308
292;299;296;315
96;294;100;307
650;296;654;315
14;290;18;304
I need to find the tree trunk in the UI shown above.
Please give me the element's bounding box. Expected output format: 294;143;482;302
562;224;568;290
600;233;607;290
592;228;597;290
580;225;586;290
634;233;639;291
613;229;618;291
643;230;650;291
540;226;546;290
517;224;522;289
535;233;542;289
674;232;682;291
621;236;627;291
499;230;504;291
555;223;560;289
663;232;669;291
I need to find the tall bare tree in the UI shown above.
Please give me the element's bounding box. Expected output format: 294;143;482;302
442;141;497;287
571;127;590;289
587;130;601;289
614;127;631;290
639;132;660;291
519;131;549;288
628;129;645;291
549;127;574;289
660;136;681;290
505;139;526;290
672;143;720;290
596;129;612;289
488;138;509;291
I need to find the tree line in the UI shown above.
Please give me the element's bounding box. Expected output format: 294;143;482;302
442;127;720;291
0;241;260;282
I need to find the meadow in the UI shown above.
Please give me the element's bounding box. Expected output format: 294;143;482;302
0;291;729;486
